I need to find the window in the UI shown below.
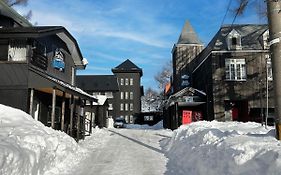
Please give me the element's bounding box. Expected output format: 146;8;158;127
130;103;133;111
266;55;273;81
120;103;124;111
225;59;246;81
125;92;129;99
120;92;124;99
125;78;129;85
125;103;129;111
108;104;113;110
144;115;154;121
130;78;133;85
125;115;129;123
231;37;237;45
8;39;27;61
120;78;124;85
130;92;133;100
130;115;134;123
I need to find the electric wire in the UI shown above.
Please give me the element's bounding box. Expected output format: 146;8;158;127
221;0;233;27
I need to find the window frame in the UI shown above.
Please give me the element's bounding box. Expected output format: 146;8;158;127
225;58;246;81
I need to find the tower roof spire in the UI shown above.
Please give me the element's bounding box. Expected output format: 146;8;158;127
177;20;202;45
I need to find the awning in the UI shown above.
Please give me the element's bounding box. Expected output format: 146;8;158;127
164;87;206;109
29;66;97;102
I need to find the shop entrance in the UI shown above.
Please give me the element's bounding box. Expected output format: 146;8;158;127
225;100;249;122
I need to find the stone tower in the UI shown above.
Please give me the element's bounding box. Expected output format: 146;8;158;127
172;21;204;93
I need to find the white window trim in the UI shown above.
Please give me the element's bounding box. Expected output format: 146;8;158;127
225;58;246;81
227;29;242;50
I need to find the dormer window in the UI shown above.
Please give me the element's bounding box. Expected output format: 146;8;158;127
227;29;242;50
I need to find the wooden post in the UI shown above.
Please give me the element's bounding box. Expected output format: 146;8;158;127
51;88;56;129
175;102;179;129
29;88;34;116
90;101;93;134
61;92;66;132
77;98;81;140
70;95;74;137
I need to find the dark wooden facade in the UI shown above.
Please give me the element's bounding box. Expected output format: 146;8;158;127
190;24;274;122
0;6;96;140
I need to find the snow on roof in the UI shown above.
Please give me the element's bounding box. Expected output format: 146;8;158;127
92;95;107;106
47;75;97;102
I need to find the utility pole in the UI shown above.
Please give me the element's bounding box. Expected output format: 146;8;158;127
267;0;281;139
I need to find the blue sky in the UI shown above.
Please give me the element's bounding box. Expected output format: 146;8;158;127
15;0;266;91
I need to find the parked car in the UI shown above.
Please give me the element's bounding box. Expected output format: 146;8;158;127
114;117;126;128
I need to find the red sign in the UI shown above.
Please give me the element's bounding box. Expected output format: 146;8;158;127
182;110;192;124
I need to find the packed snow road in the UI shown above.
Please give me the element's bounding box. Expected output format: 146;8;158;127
70;128;169;175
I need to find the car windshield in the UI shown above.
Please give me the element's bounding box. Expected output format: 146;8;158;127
115;118;125;122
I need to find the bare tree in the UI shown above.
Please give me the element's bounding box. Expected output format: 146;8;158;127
232;0;267;19
154;61;172;90
142;87;162;112
4;0;32;20
4;0;28;7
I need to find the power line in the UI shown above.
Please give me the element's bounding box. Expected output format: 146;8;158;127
221;0;233;27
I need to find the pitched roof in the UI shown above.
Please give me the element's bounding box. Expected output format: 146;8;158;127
76;75;119;92
191;24;268;73
112;59;143;76
177;21;203;45
0;1;32;27
0;26;86;69
212;24;268;51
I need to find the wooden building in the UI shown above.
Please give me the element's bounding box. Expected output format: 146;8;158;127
0;2;97;140
190;24;273;122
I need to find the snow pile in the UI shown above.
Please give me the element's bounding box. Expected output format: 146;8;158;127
126;120;164;130
162;121;281;175
0;104;87;175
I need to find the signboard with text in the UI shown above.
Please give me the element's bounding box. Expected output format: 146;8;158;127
182;110;192;124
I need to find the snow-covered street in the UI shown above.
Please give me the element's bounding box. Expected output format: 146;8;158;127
2;104;281;175
71;128;169;175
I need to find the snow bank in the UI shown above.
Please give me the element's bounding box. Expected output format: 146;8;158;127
126;120;164;130
161;121;281;175
0;104;87;175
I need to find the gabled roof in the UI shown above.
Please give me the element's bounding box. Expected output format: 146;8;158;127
0;26;86;69
192;24;268;73
177;21;203;45
112;59;143;76
0;1;32;27
76;75;119;92
212;24;268;51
